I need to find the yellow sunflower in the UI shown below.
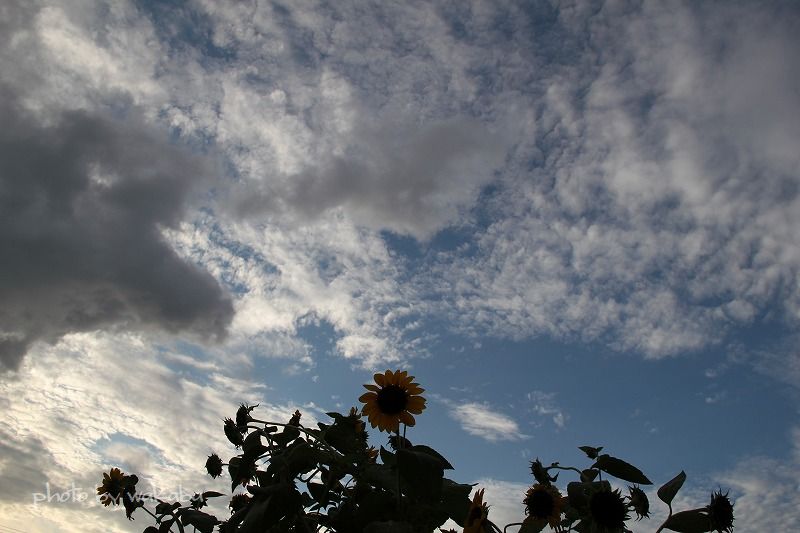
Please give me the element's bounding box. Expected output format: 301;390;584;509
97;468;126;506
463;488;489;533
359;370;426;433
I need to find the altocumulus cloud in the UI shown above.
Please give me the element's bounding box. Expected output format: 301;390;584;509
0;92;233;370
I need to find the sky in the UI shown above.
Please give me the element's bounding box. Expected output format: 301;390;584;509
1;0;799;531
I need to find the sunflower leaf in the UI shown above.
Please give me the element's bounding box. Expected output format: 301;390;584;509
397;448;444;501
379;446;396;468
180;509;218;533
364;520;414;533
658;471;687;506
592;454;652;485
662;508;712;532
519;517;548;533
439;478;472;526
578;446;603;459
409;444;454;470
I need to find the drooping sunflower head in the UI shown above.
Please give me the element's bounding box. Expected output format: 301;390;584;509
229;493;251;514
524;483;565;528
463;488;489;533
628;485;650;521
706;490;734;533
97;468;127;506
205;453;223;478
359;370;426;433
588;488;629;532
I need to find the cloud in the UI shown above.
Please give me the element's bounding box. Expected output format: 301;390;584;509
526;391;567;429
231;115;508;240
447;401;527;442
0;94;234;370
427;0;800;358
0;331;317;531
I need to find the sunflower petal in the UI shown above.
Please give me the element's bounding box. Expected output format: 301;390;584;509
364;384;380;392
399;411;416;426
358;392;377;403
374;373;386;386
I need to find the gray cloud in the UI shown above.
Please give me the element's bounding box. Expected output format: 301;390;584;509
232;116;507;239
0;93;233;370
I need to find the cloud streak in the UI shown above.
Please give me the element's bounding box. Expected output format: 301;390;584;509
447;401;527;442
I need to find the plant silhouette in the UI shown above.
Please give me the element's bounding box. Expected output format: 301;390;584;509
98;370;734;532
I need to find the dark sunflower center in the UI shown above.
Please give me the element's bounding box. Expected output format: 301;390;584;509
526;489;555;519
590;491;627;528
376;385;409;415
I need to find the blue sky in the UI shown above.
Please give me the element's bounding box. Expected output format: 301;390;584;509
1;0;799;531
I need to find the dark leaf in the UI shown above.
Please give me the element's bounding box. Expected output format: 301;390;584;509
364;520;414;533
580;469;598;482
658;471;687;506
578;446;603;459
307;482;329;506
397;448;445;501
519;517;547;533
663;508;712;532
180;509;218;533
592;454;652;484
158;519;175;533
362;463;397;492
409;445;454;470
439;478;473;526
143;528;159;533
242;431;267;458
154;501;178;515
379;446;396;468
201;491;225;499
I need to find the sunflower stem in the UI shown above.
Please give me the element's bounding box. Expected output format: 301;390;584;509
395;428;403;511
503;522;523;532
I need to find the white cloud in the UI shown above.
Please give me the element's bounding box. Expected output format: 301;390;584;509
0;331;315;531
448;401;528;442
429;0;800;358
526;391;567;429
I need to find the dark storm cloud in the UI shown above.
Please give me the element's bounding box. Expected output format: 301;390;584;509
0;92;233;370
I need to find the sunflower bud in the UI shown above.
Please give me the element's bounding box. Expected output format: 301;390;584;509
288;409;302;426
530;458;557;485
206;453;223;478
224;418;243;447
190;492;207;510
236;403;257;429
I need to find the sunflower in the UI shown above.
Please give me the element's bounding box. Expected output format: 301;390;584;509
588;488;629;532
524;483;565;530
706;490;734;533
628;485;650;521
359;370;426;433
463;488;489;533
97;468;126;506
206;453;223;478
